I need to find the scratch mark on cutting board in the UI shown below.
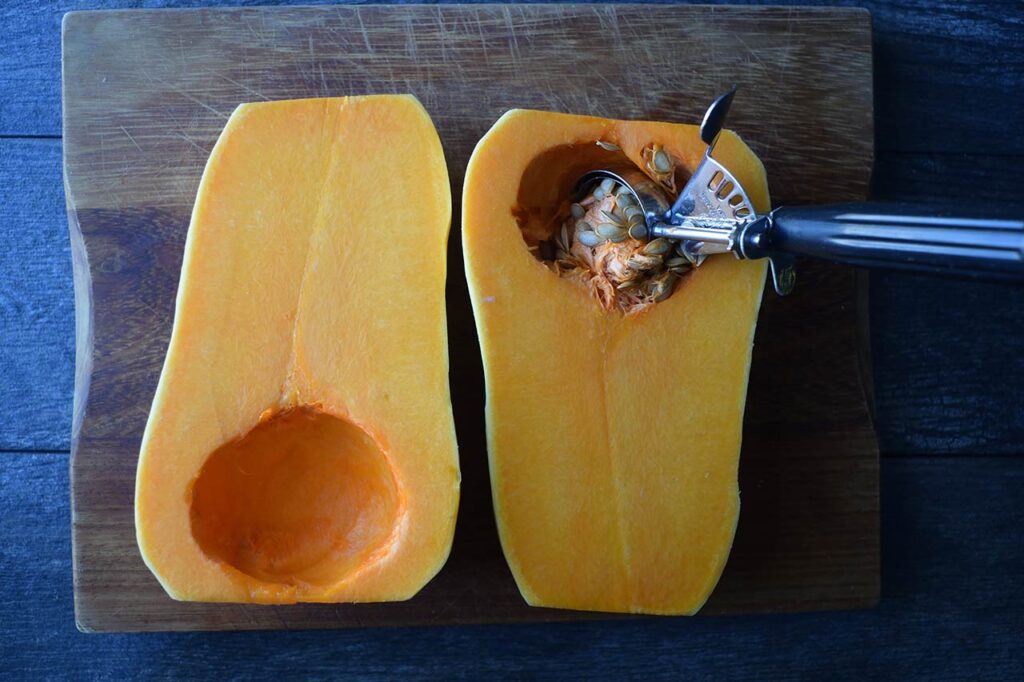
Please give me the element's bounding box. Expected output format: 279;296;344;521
502;6;522;62
598;5;625;49
220;74;270;101
432;4;448;65
355;8;375;55
119;126;142;153
734;34;768;73
586;62;620;104
474;10;491;65
403;15;418;60
143;72;230;121
175;131;210;155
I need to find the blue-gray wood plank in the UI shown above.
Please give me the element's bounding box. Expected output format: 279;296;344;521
3;454;1021;678
0;139;74;451
1;0;1023;677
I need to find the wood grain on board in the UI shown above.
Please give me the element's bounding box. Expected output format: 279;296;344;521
62;4;876;632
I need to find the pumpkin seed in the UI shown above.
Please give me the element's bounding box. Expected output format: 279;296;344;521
654;149;672;173
676;241;699;264
627;254;662;271
624;206;644;220
593;187;606;200
601;210;626;228
678;241;706;266
643;238;671;256
556;258;577;271
652;282;674;302
599;178;616;194
596;140;621;152
651;271;679;302
560;224;571;249
617;279;640;290
628;222;648;240
577;230;603;247
608;228;628;243
596;222;626;239
576;219;593;233
665;257;690;270
570;203;585;219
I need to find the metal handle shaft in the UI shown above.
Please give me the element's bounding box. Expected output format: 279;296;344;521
745;204;1024;282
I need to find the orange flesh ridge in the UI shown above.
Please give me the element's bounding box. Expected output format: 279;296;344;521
463;110;769;614
135;95;459;604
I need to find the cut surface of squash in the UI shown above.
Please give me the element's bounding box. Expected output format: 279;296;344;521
463;110;769;614
135;95;459;604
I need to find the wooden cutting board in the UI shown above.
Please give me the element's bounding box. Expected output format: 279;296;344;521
62;4;877;632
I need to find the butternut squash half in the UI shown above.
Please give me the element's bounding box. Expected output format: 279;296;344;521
463;110;769;614
136;95;460;604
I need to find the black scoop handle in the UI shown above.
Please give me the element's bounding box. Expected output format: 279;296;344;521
746;204;1024;283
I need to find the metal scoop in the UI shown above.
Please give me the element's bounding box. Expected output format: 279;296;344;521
576;88;1024;295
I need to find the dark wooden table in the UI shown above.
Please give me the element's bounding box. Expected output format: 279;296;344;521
2;1;1022;678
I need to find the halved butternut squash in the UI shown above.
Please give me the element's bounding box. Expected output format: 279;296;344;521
463;110;769;614
135;95;460;604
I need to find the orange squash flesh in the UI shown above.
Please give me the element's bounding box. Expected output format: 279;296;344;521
463;110;769;614
135;95;460;604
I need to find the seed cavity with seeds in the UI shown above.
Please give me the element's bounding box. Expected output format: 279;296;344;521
527;142;702;314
